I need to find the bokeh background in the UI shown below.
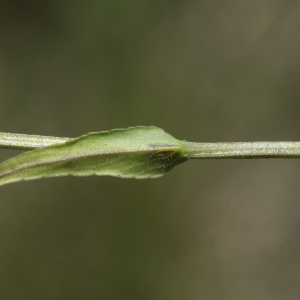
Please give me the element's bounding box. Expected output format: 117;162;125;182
1;1;300;299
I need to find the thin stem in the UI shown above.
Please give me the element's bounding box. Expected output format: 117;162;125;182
183;141;300;159
2;132;300;159
0;132;73;150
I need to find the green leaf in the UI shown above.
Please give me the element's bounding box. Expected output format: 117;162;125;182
0;126;187;186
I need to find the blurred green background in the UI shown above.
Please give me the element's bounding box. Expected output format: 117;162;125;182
1;1;300;299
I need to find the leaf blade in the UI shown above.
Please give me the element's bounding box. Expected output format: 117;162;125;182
0;126;187;186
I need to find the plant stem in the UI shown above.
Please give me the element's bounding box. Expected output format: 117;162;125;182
1;132;300;159
184;141;300;159
0;132;73;150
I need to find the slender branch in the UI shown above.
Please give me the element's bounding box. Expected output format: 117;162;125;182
184;141;300;159
2;132;300;159
0;132;73;150
1;127;300;187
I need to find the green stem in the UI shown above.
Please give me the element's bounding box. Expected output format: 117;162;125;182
183;141;300;159
2;132;300;159
0;132;73;150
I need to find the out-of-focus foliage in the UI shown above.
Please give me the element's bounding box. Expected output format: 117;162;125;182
1;1;300;299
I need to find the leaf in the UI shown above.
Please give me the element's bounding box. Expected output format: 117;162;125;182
0;126;188;186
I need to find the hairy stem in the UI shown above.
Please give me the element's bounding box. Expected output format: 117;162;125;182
184;141;300;159
1;132;300;159
0;132;73;150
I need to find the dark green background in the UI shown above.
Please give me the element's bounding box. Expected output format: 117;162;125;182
1;1;300;299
